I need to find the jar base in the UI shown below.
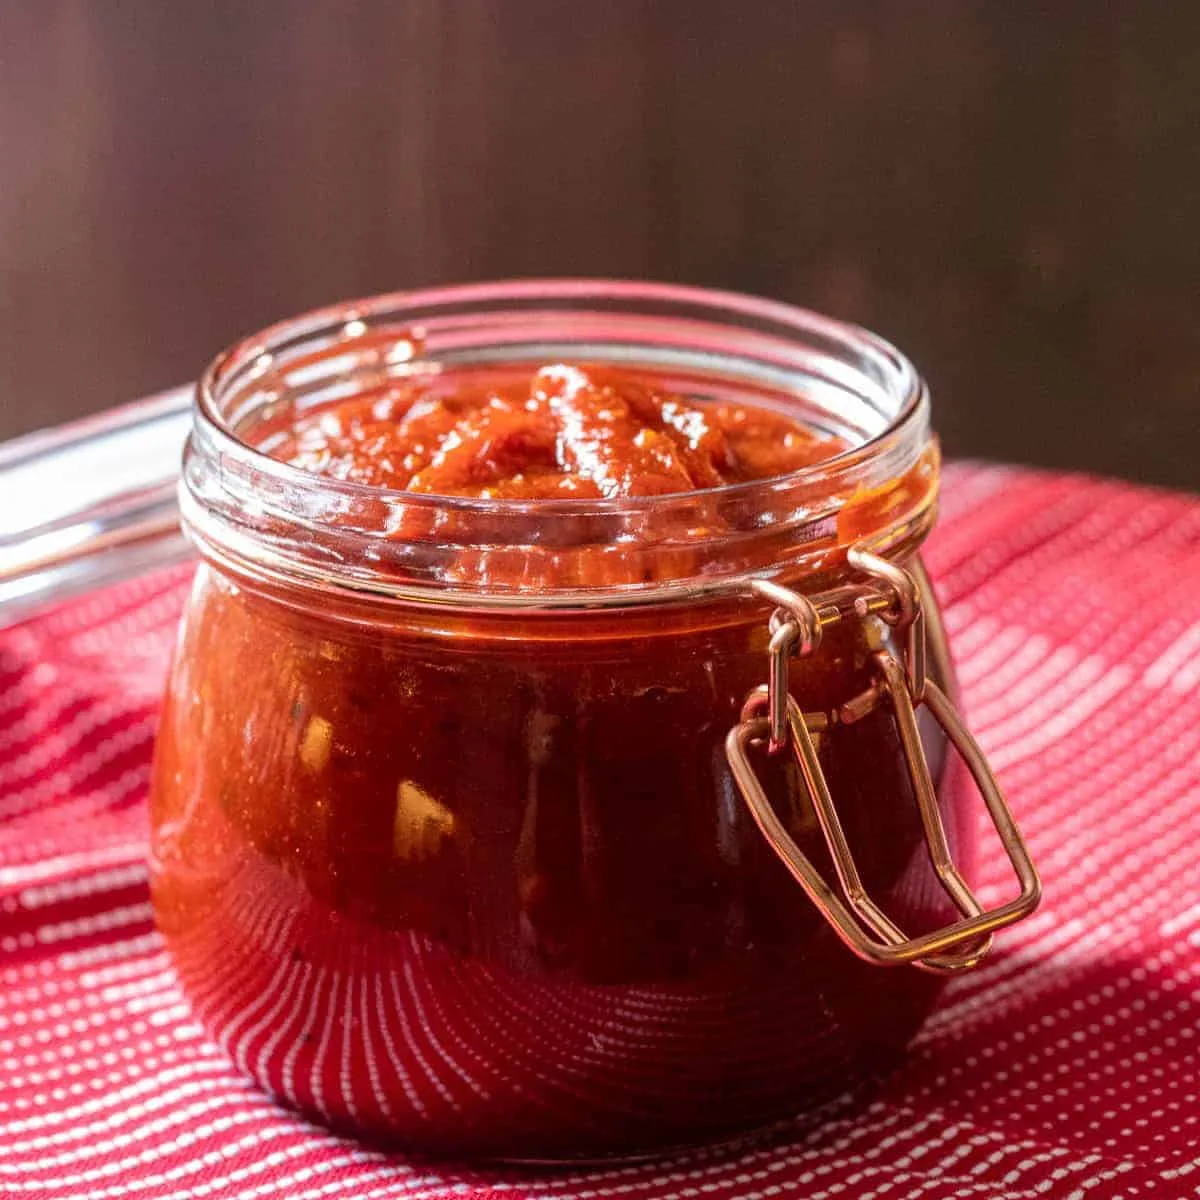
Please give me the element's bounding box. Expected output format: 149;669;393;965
252;1057;899;1166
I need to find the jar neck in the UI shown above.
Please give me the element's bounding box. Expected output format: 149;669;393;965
182;281;937;612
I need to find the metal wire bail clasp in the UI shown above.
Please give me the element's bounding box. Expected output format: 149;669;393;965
751;579;823;753
725;551;1041;974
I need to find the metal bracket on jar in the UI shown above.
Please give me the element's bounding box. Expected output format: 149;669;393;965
725;546;1041;975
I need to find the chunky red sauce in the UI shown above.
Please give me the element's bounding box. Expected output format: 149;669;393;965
151;363;961;1159
272;364;845;498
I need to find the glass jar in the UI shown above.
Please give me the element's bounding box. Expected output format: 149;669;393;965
2;282;1040;1162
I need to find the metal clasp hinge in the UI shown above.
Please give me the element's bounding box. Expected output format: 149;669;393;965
725;549;1041;975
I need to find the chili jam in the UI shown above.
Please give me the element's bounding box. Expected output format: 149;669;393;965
275;363;843;500
151;357;968;1159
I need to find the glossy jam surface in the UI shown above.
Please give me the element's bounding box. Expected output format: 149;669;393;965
150;364;963;1159
270;364;845;499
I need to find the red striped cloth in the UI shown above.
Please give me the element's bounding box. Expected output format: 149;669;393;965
1;462;1198;1199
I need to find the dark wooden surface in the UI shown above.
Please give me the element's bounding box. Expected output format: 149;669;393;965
1;2;1196;488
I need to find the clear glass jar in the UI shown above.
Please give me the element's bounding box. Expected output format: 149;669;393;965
2;282;1040;1161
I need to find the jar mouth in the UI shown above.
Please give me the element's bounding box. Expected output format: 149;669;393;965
184;280;936;607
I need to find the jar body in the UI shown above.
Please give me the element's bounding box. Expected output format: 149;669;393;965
149;560;973;1160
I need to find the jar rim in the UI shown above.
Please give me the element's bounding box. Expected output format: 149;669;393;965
183;279;937;608
197;278;927;513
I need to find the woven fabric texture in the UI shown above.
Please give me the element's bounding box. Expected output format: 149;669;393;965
1;462;1197;1199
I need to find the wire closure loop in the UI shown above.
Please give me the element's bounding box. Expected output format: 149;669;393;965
848;545;927;703
750;579;822;752
726;549;1041;974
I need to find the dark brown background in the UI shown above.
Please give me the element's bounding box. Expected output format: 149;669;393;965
1;2;1196;488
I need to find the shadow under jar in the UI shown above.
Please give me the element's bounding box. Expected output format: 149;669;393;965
147;281;1040;1161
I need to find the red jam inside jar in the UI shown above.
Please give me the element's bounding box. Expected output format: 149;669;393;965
273;363;846;500
149;284;1036;1160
